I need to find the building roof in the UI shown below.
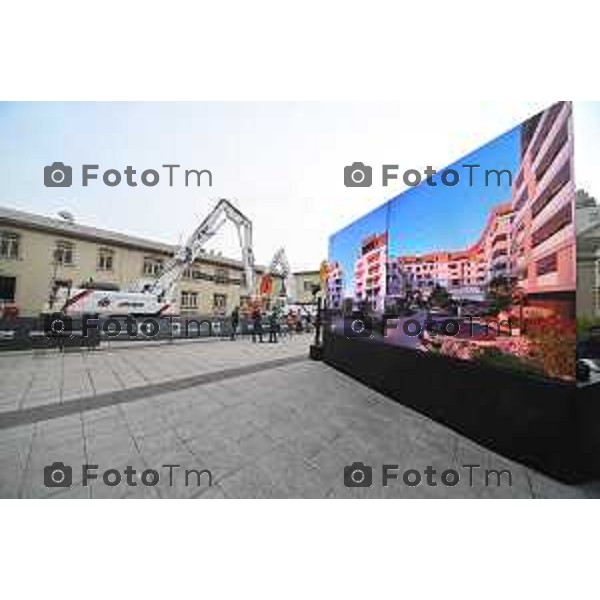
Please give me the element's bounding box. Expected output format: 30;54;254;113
0;205;266;272
576;189;597;209
0;205;174;252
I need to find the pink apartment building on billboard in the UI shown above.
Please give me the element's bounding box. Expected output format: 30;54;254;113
326;261;344;310
395;202;512;302
390;101;576;314
333;101;575;319
354;233;387;312
509;100;575;318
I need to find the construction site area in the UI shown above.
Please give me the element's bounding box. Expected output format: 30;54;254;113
0;199;594;498
0;199;321;349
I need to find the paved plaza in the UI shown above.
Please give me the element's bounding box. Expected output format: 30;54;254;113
0;336;596;498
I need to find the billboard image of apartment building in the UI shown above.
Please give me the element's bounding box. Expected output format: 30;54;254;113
354;233;387;312
394;202;512;303
510;101;575;318
328;101;576;382
326;261;344;310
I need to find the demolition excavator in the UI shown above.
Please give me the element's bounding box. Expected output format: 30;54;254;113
45;199;255;317
257;247;294;312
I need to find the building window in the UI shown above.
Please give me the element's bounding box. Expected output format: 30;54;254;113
303;281;315;292
531;204;572;249
53;241;75;265
536;253;558;277
143;257;163;276
213;293;227;312
180;291;198;309
535;122;569;184
530;102;564;161
97;247;115;271
0;231;20;260
214;267;228;284
0;276;16;303
183;267;202;280
531;161;571;219
515;187;529;213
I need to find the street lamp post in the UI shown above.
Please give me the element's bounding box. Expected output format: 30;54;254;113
48;249;61;310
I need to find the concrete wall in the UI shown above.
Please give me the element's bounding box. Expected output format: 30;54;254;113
577;258;597;319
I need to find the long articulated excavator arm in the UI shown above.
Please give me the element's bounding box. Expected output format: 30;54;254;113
268;247;293;299
146;199;255;302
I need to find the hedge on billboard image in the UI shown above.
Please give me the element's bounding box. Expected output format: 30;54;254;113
328;101;576;382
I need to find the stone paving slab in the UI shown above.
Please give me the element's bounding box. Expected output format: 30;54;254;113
0;335;310;414
0;349;596;499
0;355;306;430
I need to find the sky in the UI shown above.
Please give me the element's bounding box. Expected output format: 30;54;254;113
0;101;569;271
574;101;600;201
329;124;520;296
387;125;519;256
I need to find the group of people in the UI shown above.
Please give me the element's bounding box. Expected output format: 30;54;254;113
229;305;313;343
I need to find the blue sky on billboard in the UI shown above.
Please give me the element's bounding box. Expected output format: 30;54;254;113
328;121;520;295
328;202;389;297
387;126;519;257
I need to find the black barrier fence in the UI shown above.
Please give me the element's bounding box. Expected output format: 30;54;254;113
315;306;597;484
577;385;600;481
0;313;312;351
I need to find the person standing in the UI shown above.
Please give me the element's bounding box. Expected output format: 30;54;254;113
305;311;313;333
286;311;295;339
251;306;263;343
268;309;279;343
230;306;240;341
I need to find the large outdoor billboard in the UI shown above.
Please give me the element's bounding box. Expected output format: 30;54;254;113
328;101;576;383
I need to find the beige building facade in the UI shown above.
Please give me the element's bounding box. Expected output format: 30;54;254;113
576;190;600;321
292;271;321;304
0;206;293;318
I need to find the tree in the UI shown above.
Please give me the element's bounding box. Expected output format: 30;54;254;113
429;284;452;309
527;316;576;380
486;276;516;316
